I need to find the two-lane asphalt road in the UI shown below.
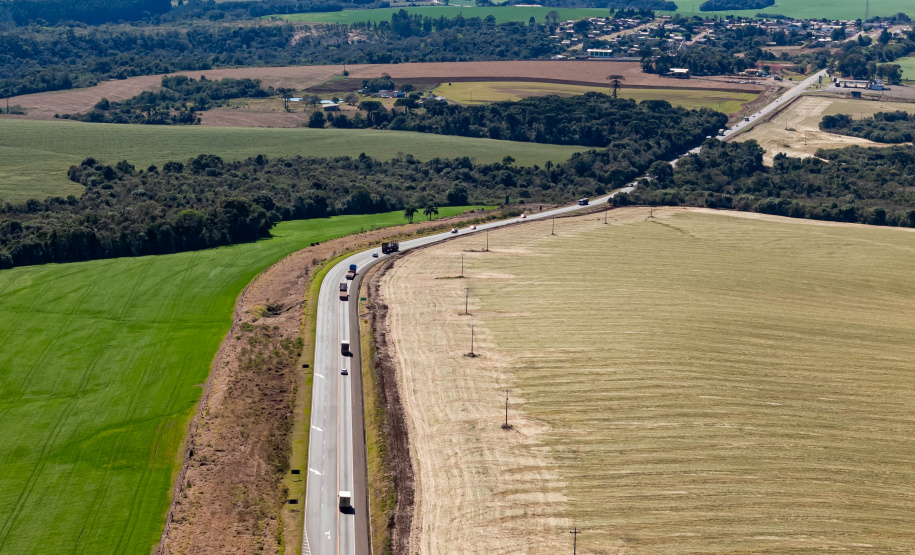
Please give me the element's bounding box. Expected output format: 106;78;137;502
303;188;633;555
721;69;827;139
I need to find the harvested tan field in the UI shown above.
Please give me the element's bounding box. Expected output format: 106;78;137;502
739;94;915;163
8;65;347;120
379;207;915;554
9;61;763;123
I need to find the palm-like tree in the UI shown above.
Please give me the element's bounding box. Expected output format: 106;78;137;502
423;205;439;220
404;205;418;224
606;75;625;99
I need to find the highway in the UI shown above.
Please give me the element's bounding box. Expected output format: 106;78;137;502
302;189;633;555
302;69;831;555
721;69;828;139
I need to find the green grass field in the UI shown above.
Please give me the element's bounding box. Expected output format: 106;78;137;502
667;0;914;20
269;6;610;24
271;0;914;23
896;55;915;81
432;81;759;112
0;206;481;555
0;119;584;204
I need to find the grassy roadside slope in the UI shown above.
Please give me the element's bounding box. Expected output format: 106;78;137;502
0;119;584;203
0;208;472;555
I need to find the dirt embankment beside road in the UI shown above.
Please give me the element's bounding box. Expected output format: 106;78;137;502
156;208;512;555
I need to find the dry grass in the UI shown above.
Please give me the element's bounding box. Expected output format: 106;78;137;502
739;94;915;163
380;207;915;554
431;81;759;113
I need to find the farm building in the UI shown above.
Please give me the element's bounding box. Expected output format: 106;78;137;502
586;49;613;58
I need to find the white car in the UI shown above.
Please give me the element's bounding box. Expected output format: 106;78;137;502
470;225;477;230
520;213;527;219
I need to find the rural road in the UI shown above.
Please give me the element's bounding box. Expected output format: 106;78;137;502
722;69;828;139
303;188;633;555
301;70;827;554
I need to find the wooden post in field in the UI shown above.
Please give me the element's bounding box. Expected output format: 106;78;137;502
570;528;581;554
501;390;510;430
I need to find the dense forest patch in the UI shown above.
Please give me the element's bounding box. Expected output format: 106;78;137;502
617;140;915;227
63;76;269;125
699;0;773;11
362;93;728;151
820;111;915;144
0;14;559;98
0;146;650;269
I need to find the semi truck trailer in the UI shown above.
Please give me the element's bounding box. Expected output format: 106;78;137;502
339;491;351;510
381;241;399;254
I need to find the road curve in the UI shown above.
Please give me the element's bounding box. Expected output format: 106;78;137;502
302;189;633;555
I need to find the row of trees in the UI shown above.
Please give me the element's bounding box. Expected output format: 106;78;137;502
63;76;268;124
616;139;915;227
0;96;728;270
346;93;728;151
834;27;915;80
0;14;560;98
0;146;635;269
820;111;915;144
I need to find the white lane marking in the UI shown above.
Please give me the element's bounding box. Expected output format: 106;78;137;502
309;467;323;476
312;425;323;432
315;373;325;379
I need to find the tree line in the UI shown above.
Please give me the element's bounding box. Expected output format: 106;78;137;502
615;139;915;227
699;0;773;11
0;14;559;98
820;111;915;144
62;75;268;124
0;0;170;25
0;145;651;269
350;93;728;152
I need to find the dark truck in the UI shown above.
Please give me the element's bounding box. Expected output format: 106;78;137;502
381;241;399;254
345;264;357;280
339;282;348;301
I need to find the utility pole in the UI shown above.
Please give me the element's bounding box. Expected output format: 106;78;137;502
552;217;555;235
485;231;489;252
501;390;510;429
604;208;608;225
469;324;475;357
463;287;470;315
461;254;464;278
650;205;654;218
570;527;581;555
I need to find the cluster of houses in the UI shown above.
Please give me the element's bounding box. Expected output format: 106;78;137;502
550;14;905;63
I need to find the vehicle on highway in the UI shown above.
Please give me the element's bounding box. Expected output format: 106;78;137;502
339;491;351;510
381;241;399;254
520;213;527;219
744;116;750;122
341;341;350;356
450;228;458;233
578;198;589;206
338;282;348;301
470;225;477;230
341;368;348;376
372;252;379;258
345;264;357;280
